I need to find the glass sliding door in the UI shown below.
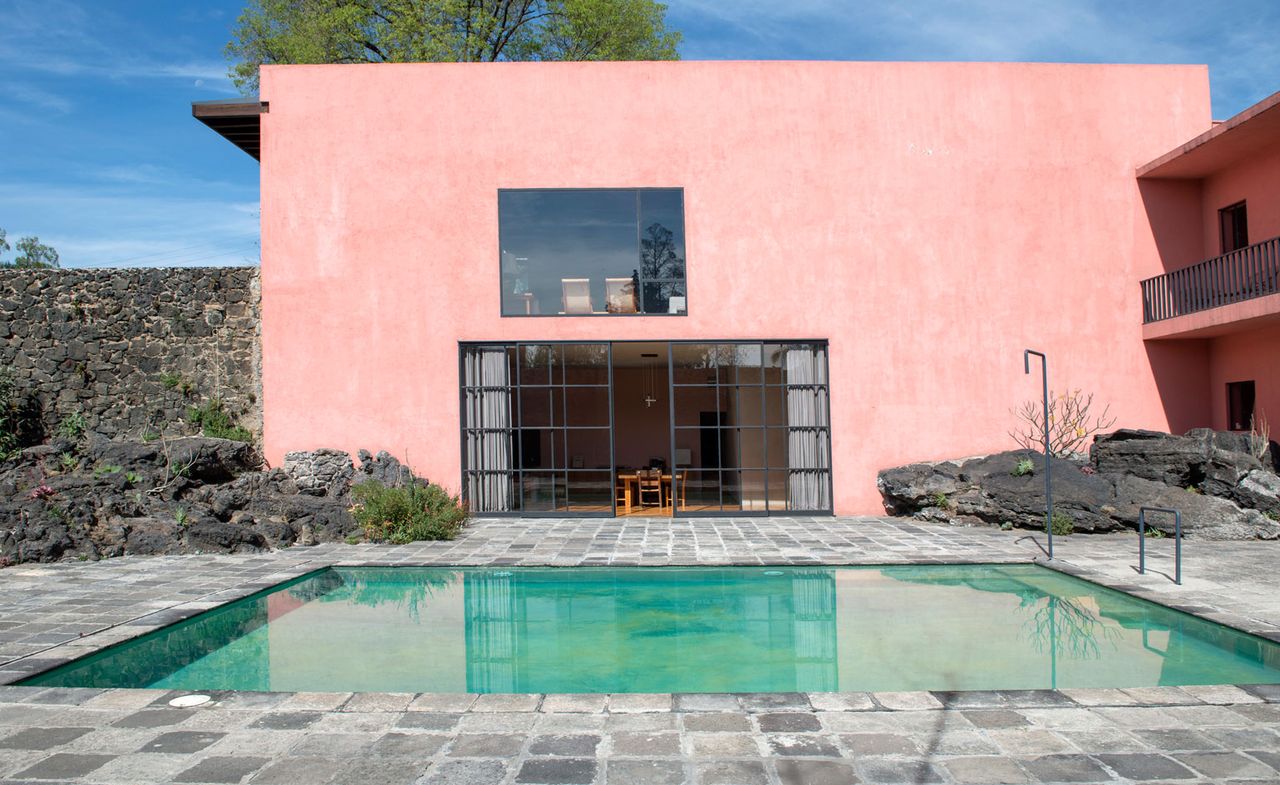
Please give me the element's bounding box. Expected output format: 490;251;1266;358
462;343;613;515
669;341;831;516
462;340;830;517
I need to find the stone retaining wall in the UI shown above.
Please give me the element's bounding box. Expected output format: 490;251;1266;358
0;267;260;442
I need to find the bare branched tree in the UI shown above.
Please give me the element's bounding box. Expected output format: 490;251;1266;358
1009;389;1116;458
1249;412;1272;462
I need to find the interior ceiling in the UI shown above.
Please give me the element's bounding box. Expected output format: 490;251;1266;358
609;342;669;369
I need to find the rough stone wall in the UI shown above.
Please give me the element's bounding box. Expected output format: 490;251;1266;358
0;267;260;443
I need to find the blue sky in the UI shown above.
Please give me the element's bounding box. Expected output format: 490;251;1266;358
2;0;1278;269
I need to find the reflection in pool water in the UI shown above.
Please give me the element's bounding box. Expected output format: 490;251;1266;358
21;565;1280;693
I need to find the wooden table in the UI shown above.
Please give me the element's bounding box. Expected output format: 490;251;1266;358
616;472;672;514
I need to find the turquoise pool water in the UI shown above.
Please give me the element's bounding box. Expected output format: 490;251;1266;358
21;564;1280;693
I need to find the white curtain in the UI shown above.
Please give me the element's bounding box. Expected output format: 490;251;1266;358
786;345;831;511
464;347;513;512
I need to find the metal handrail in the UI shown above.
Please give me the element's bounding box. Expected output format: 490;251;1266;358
1138;506;1182;585
1140;235;1280;324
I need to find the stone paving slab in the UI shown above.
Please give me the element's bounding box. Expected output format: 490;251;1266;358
2;517;1280;783
0;686;1276;784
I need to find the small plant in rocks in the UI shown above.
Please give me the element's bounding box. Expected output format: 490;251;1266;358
1050;510;1074;536
57;411;89;442
28;484;55;501
1011;458;1035;477
0;367;21;458
186;399;252;443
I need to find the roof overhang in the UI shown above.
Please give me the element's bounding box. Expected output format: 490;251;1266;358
1138;90;1280;179
192;98;267;161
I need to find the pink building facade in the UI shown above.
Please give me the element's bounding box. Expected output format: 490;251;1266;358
195;61;1279;517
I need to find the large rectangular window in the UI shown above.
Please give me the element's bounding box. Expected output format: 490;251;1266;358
499;189;687;316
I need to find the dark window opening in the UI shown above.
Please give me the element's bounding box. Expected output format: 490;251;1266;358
499;188;687;316
1227;380;1255;431
1220;201;1249;254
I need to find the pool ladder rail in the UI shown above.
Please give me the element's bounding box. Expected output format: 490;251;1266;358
1137;506;1182;585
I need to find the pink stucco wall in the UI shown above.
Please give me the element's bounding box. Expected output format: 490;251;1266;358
1201;144;1280;257
1209;324;1280;432
258;61;1211;514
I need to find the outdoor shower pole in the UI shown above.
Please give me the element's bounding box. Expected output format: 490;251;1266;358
1024;349;1053;560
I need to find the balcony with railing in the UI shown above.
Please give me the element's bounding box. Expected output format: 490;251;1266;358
1141;235;1280;329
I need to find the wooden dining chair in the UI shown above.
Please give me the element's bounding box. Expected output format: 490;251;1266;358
638;469;663;508
615;473;632;514
666;470;688;510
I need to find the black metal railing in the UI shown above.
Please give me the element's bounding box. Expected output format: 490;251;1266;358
1138;506;1182;585
1141;235;1280;323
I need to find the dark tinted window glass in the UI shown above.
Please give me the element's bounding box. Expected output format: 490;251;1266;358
500;189;686;316
1227;380;1255;431
1220;201;1248;253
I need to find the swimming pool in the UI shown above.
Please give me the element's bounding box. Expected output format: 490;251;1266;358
20;564;1280;693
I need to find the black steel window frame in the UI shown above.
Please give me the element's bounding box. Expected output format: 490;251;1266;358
459;339;834;518
667;341;833;518
497;188;688;318
460;343;615;517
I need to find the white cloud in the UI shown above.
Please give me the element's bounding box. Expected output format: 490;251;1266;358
0;183;260;269
0;0;239;94
2;82;74;113
667;0;1279;115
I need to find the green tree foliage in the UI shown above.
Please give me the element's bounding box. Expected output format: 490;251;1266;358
0;229;60;269
227;0;681;92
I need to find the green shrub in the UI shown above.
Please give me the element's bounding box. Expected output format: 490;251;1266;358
0;368;20;458
1050;510;1074;536
929;491;952;510
186;400;253;442
160;372;183;389
351;479;468;544
1144;527;1167;538
57;411;88;442
1012;458;1035;477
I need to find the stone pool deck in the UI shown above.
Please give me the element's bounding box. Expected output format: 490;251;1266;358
1;517;1279;784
